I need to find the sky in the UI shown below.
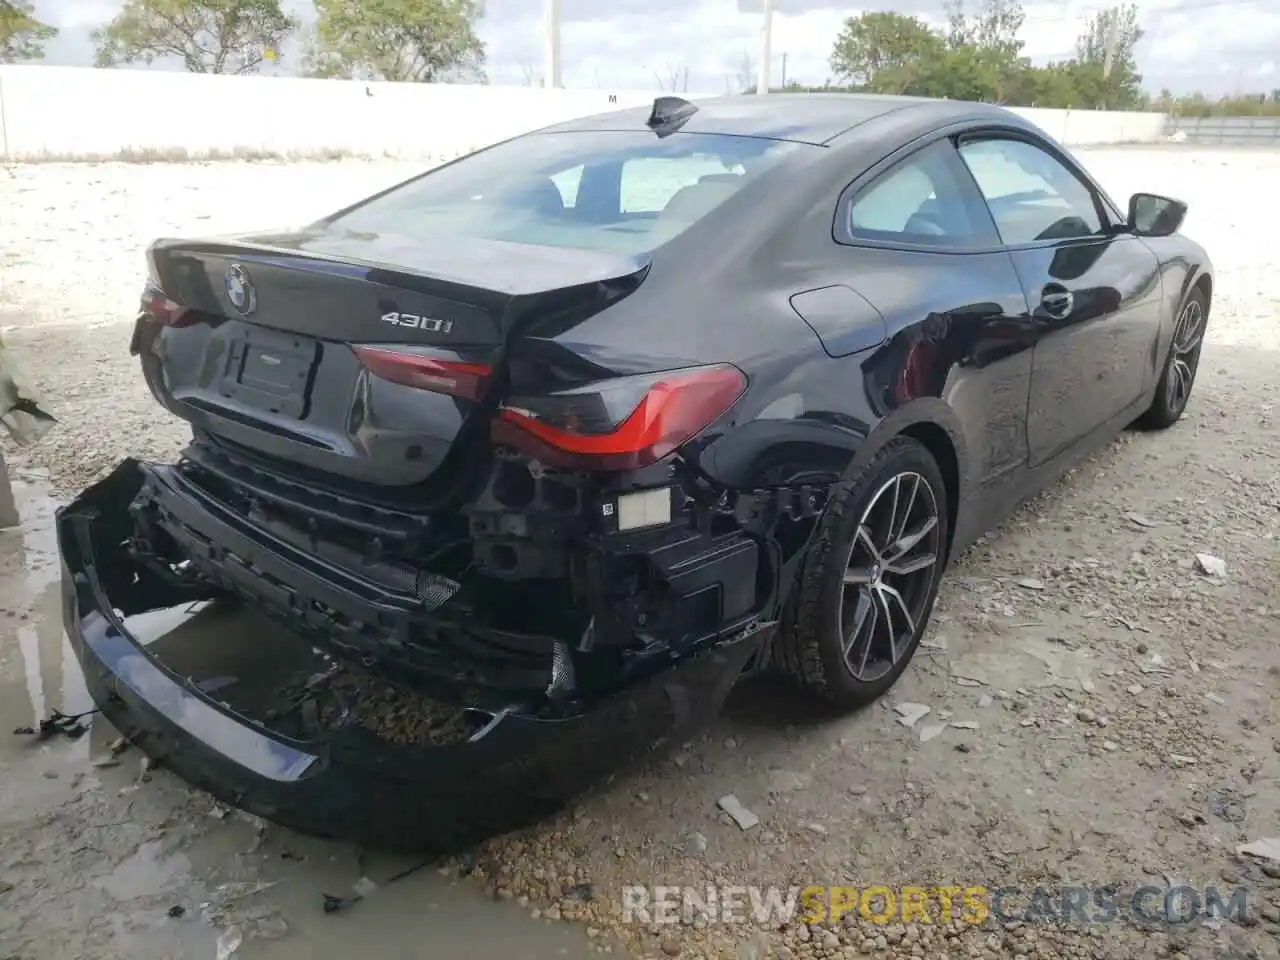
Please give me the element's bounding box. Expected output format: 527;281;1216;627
29;0;1280;97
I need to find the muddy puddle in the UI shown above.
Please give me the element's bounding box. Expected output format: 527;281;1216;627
0;473;606;960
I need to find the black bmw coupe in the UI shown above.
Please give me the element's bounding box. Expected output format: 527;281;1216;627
58;93;1211;849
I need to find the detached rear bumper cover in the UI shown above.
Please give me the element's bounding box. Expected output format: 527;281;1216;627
58;461;770;851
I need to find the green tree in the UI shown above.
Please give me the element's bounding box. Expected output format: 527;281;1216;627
941;0;1028;101
305;0;486;82
1002;60;1081;107
93;0;295;73
828;12;942;93
0;0;57;62
917;45;998;102
1073;3;1143;109
945;0;1024;54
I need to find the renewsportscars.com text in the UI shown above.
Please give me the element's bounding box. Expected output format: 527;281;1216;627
620;884;1249;926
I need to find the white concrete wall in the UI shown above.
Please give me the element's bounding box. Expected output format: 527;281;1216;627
0;66;716;162
0;66;1171;162
1012;106;1168;145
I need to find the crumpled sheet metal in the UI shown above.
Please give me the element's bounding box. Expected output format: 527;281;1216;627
58;460;775;852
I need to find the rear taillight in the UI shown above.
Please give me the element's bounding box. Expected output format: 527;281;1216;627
354;346;492;402
493;364;747;471
141;282;196;327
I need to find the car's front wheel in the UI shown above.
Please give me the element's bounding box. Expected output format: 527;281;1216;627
776;437;949;712
1137;287;1208;430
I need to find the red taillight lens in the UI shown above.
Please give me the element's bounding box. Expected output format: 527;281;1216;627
493;364;747;471
354;346;492;402
141;283;196;327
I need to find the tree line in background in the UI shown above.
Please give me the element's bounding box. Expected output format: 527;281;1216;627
2;0;1279;117
823;0;1143;110
817;0;1280;116
0;0;484;82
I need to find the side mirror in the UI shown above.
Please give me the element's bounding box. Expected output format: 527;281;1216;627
1127;193;1187;237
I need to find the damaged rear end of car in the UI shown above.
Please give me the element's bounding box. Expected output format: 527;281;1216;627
60;454;769;850
57;122;819;848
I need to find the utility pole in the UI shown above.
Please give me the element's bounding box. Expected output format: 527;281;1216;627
756;0;773;95
543;0;562;89
1100;11;1117;110
1101;14;1116;79
781;51;788;89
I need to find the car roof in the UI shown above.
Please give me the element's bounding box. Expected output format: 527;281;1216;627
534;94;1017;146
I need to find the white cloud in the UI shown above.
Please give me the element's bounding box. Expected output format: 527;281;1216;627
29;0;1280;96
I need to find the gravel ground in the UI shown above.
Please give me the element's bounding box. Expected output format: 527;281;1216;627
0;147;1278;960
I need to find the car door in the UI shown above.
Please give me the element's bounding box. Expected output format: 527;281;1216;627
830;137;1036;489
955;133;1163;467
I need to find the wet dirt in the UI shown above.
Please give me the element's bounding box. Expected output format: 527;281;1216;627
0;477;603;960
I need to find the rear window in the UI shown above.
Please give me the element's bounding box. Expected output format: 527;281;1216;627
321;131;805;255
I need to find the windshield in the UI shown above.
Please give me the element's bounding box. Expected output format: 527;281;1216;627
321;131;806;255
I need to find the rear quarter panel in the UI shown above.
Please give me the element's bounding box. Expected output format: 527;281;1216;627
673;126;1037;558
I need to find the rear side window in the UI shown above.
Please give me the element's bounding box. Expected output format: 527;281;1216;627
958;138;1104;245
843;139;996;249
322;131;805;256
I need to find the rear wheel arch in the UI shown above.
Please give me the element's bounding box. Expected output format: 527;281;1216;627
773;432;952;709
898;421;960;557
1193;271;1212;311
840;401;969;557
750;405;967;688
706;402;967;539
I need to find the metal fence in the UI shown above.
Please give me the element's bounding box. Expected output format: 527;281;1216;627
1162;114;1280;147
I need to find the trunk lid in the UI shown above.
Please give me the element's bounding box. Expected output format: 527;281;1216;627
144;231;650;490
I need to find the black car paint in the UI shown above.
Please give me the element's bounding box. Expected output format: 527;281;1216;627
637;104;1212;556
57;94;1212;851
143;235;652;488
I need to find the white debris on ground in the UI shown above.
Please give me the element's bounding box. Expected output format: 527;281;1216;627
0;146;1278;960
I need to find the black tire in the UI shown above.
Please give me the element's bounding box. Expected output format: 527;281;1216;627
775;436;949;712
1136;287;1208;430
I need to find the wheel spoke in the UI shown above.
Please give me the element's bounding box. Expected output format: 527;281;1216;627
836;469;943;682
843;591;878;678
1173;305;1188;342
1177;324;1204;356
886;552;937;576
893;474;920;543
857;601;878;677
875;478;906;555
873;586;898;665
855;524;881;561
841;589;872;657
1175;302;1204;354
885;515;938;563
877;583;916;638
1173;358;1191;404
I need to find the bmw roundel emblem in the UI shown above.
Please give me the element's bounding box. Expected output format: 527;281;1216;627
224;263;256;316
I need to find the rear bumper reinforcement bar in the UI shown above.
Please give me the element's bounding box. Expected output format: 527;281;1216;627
57;460;771;851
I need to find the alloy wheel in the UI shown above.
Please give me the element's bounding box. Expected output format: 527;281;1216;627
1166;297;1205;413
838;472;943;682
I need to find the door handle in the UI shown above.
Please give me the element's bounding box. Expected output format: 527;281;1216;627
1040;284;1074;319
